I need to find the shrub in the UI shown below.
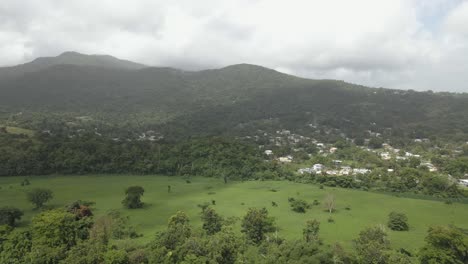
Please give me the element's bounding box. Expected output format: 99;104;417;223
387;212;409;231
327;217;335;223
289;199;309;213
27;188;53;208
0;207;23;226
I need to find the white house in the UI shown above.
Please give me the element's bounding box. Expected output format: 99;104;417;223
264;150;273;156
278;156;293;163
458;179;468;187
312;164;324;173
380;152;391;160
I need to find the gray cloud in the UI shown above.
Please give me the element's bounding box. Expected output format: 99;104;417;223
0;0;467;92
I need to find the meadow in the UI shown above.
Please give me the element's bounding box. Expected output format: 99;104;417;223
1;175;467;254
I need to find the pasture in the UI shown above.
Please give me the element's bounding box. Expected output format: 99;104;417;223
1;175;467;253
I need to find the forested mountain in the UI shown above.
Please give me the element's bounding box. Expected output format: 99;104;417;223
0;52;467;140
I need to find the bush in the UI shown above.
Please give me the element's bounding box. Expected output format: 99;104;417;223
290;199;309;213
327;217;335;223
387;212;409;231
0;207;23;226
122;186;144;209
27;188;53;208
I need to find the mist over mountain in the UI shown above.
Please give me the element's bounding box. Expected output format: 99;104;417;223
0;51;147;80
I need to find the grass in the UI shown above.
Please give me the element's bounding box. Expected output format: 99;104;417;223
1;175;467;254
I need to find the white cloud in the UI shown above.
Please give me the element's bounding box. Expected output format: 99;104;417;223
0;0;467;92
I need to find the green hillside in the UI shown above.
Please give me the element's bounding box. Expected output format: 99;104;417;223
0;53;467;141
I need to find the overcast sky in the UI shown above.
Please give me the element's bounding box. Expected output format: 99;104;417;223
1;0;468;92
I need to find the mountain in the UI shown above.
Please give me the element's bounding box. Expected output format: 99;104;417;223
0;53;467;141
0;51;147;80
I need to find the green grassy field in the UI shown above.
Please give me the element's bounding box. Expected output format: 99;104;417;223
1;175;467;253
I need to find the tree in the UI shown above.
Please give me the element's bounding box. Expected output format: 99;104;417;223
419;225;468;264
158;211;192;250
354;226;390;264
323;193;336;214
303;219;320;243
122;186;144;209
0;207;23;226
28;209;84;263
387;212;409;231
26;188;53;208
201;207;223;235
241;207;275;244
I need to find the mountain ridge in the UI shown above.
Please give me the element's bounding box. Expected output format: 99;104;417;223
0;51;147;80
0;52;467;141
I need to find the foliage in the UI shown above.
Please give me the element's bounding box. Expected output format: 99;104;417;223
103;249;129;264
419;225;468;264
354;226;390;264
387;212;409;231
241;207;276;244
0;229;32;263
303;219;320;243
200;206;223;235
289;198;309;213
27;188;53;208
0;207;23;226
122;186;145;209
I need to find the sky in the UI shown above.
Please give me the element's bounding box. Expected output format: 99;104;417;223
1;0;468;92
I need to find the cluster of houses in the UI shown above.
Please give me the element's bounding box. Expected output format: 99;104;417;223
375;144;438;172
298;163;371;176
137;130;164;142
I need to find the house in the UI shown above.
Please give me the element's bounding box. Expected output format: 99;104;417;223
458;179;468;187
298;168;313;174
278;156;293;163
264;150;273;156
353;168;371;175
312;164;324;173
333;160;342;165
387;169;394;173
329;147;338;154
405;152;421;158
380;152;391;160
339;166;352;175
